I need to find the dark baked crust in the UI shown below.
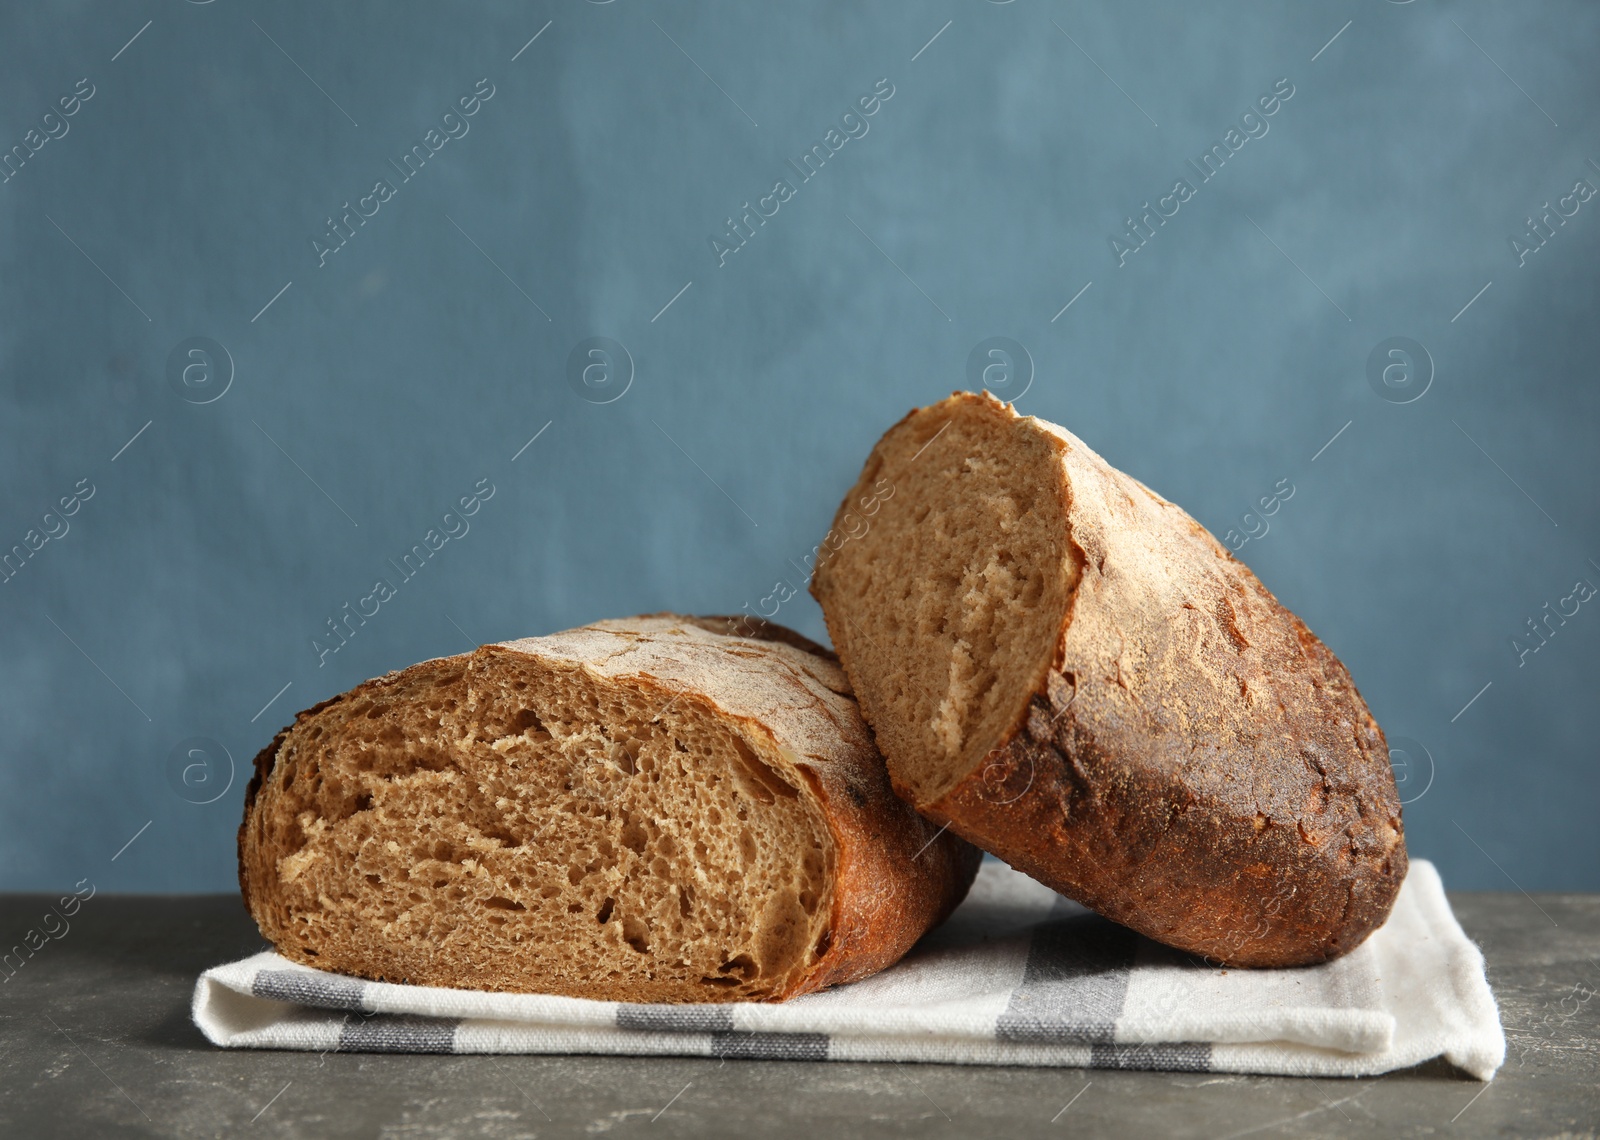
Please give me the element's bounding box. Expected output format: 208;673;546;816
814;393;1406;967
238;615;977;999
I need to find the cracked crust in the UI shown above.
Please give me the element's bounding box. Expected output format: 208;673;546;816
811;393;1407;967
239;614;978;1001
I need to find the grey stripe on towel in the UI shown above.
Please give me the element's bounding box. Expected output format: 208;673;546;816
712;1032;828;1061
996;913;1137;1044
339;1013;458;1053
1091;1042;1211;1071
618;1006;826;1060
254;970;367;1011
617;1005;735;1033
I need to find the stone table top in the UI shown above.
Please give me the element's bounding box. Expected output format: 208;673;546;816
1;891;1596;1138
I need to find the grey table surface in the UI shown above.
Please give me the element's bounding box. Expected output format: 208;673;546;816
0;893;1595;1139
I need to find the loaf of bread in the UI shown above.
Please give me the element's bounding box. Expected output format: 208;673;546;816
238;615;979;1001
810;392;1406;967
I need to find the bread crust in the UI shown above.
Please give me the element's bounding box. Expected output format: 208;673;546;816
813;393;1406;967
239;615;977;1000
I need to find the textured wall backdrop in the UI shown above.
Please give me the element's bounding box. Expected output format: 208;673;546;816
1;1;1596;893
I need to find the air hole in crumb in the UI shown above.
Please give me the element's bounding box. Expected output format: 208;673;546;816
510;708;546;735
814;929;833;958
717;954;757;980
482;824;518;847
596;897;615;924
619;819;648;854
365;873;381;886
621;915;650;952
729;738;799;803
483;896;526;912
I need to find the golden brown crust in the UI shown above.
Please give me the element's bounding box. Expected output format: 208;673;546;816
238;615;977;1000
776;724;979;995
813;392;1406;967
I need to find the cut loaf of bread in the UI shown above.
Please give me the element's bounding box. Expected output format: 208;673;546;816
239;615;979;1002
811;392;1406;967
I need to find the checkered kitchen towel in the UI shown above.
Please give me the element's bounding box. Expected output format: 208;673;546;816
194;859;1503;1079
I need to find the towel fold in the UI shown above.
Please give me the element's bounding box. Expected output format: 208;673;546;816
194;858;1503;1079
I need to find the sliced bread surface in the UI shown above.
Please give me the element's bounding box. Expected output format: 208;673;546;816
239;615;979;1001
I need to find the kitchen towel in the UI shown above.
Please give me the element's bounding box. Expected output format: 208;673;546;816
194;858;1503;1079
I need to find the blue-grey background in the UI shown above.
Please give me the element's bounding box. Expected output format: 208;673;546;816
2;0;1596;894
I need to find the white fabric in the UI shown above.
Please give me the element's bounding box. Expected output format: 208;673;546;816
194;859;1503;1079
